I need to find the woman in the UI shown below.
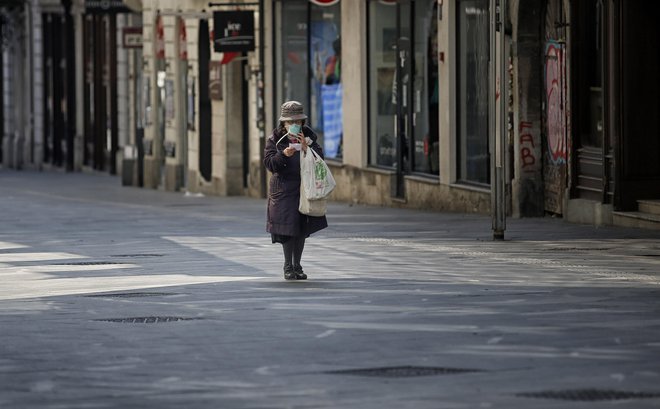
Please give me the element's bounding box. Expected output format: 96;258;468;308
264;101;328;280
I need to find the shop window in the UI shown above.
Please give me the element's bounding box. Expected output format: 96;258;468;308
367;2;397;168
412;1;439;175
276;0;342;160
457;0;489;185
367;0;439;175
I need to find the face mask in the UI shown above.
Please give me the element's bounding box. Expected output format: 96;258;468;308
288;123;301;136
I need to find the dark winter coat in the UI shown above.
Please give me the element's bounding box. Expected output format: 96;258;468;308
264;125;328;238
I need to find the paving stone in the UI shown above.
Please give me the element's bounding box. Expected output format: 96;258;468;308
1;170;660;408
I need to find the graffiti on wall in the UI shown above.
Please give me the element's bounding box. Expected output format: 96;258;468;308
544;41;567;164
519;121;537;172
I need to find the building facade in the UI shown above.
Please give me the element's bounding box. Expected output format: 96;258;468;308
2;0;659;229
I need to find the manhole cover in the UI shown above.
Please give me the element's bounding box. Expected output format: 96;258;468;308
541;247;610;252
109;254;165;258
85;292;176;298
54;262;127;266
516;389;660;401
94;316;201;323
325;366;481;378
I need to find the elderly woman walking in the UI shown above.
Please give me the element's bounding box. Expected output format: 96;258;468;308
264;101;328;280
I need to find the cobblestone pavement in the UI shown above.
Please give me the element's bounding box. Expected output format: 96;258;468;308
1;170;660;408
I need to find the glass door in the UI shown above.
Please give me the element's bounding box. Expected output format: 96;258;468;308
368;0;438;198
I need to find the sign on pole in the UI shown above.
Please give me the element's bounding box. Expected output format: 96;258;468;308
213;11;255;53
122;27;142;49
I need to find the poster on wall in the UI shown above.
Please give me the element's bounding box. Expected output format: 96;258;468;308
142;80;151;127
213;11;255;52
321;83;342;158
165;79;175;121
209;62;223;100
187;76;196;130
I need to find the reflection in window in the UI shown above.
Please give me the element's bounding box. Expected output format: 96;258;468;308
310;4;342;159
412;0;439;175
457;0;489;185
276;1;342;160
368;1;397;168
368;0;439;175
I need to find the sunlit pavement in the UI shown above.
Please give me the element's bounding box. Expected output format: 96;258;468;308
1;169;660;409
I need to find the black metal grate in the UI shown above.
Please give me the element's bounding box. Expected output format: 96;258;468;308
109;254;165;258
516;389;660;401
94;316;201;323
85;292;177;298
54;262;127;266
325;366;481;378
541;247;611;252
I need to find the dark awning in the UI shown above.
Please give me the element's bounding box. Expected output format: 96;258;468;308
85;0;141;14
0;0;25;8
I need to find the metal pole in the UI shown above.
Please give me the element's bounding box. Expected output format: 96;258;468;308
498;0;507;238
491;0;506;240
258;0;267;198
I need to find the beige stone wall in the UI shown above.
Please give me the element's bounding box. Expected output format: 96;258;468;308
328;164;489;214
141;0;266;196
140;1;492;215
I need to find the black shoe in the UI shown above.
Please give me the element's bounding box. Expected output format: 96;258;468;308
293;265;307;280
284;264;297;280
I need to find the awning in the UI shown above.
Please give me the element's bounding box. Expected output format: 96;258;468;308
0;0;24;7
85;0;141;13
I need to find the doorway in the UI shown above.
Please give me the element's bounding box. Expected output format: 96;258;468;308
372;0;439;199
198;19;212;182
612;1;660;209
570;0;612;203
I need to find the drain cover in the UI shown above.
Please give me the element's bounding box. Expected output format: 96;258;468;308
109;254;165;258
95;316;201;323
325;366;481;378
85;292;176;298
54;262;127;266
516;389;660;401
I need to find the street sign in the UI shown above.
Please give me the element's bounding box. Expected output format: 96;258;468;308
122;27;142;49
309;0;340;5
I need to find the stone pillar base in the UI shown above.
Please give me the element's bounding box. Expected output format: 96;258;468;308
143;157;161;189
164;163;184;192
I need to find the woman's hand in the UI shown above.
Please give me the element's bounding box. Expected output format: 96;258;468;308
283;146;296;157
298;133;308;152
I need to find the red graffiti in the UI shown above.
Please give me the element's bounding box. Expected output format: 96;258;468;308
520;133;535;147
521;147;536;167
519;121;537;171
545;42;567;164
519;121;532;133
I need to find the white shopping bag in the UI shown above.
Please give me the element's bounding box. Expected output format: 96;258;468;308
299;185;327;216
300;148;336;201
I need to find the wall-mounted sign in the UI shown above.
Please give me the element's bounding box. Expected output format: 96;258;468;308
122;27;142;49
213;10;255;52
86;0;132;13
309;0;340;5
209;61;223;100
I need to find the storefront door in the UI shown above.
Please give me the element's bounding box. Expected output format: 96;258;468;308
368;0;439;197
